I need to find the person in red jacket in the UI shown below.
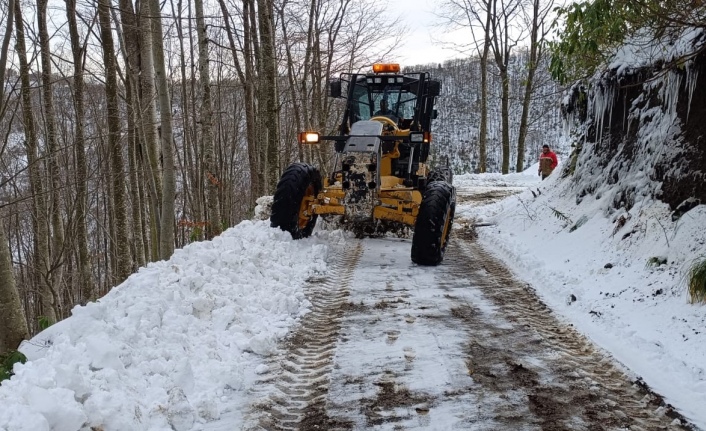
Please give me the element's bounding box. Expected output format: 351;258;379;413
538;144;558;180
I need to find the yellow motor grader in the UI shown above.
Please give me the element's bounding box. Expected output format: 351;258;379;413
270;63;455;265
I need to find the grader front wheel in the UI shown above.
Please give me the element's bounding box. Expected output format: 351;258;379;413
270;163;322;239
411;181;456;265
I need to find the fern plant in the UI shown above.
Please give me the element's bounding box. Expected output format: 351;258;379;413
0;350;27;382
37;315;53;331
687;257;706;303
548;206;573;226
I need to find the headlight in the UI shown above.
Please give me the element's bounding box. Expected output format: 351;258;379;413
298;131;320;144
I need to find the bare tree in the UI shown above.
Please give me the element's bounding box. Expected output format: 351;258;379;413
170;0;207;237
489;0;523;173
195;0;221;238
149;0;177;259
216;0;260;208
276;0;398;170
140;0;164;260
115;0;148;267
38;0;66;314
64;0;93;303
257;0;279;192
0;0;13;97
98;0;132;281
14;0;57;323
0;224;29;352
0;0;29;353
515;0;552;172
436;0;493;172
244;0;263;197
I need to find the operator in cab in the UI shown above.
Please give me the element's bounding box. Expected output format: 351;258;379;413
374;99;399;123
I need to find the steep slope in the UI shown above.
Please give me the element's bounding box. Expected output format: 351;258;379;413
564;28;706;215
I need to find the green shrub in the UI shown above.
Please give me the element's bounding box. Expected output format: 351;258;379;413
687;258;706;303
0;350;27;382
646;256;668;268
570;215;589;232
37;315;53;331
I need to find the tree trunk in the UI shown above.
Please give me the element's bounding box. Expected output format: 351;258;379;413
257;0;280;192
301;0;317;164
243;0;261;200
116;0;147;267
488;0;519;174
14;0;57;323
0;0;13;98
278;1;304;162
38;0;65;315
516;0;543;173
171;0;204;235
65;0;93;303
149;0;176;259
219;0;260;208
0;0;29;352
195;0;221;238
500;67;510;173
98;0;132;282
126;79;146;268
139;0;163;259
479;6;492;173
0;227;29;353
246;0;266;195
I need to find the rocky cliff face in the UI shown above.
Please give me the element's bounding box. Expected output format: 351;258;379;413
563;29;706;218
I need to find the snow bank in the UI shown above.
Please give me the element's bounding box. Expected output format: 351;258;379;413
0;221;329;431
456;174;706;429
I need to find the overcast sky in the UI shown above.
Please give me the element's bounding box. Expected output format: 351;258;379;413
386;0;570;67
384;0;472;66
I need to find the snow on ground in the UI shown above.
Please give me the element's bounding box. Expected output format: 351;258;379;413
1;166;705;430
455;165;706;430
0;221;332;431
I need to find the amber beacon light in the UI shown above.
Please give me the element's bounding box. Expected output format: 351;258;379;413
372;63;400;73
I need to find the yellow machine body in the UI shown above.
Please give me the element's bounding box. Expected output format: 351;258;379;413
306;125;429;227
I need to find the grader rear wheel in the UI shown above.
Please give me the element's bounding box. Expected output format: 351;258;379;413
270;163;322;239
428;168;453;185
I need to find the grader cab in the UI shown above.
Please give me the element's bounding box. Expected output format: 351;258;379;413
270;63;455;265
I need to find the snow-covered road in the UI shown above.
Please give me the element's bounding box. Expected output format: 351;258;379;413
240;233;691;430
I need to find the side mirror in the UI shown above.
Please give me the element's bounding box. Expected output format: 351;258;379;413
428;80;441;97
329;79;342;98
433;109;438;120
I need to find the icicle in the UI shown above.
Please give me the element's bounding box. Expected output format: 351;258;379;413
659;70;682;120
590;81;615;146
685;61;699;121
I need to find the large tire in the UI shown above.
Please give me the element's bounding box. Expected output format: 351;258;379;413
428;167;453;185
270;163;322;239
441;167;453;185
411;181;456;265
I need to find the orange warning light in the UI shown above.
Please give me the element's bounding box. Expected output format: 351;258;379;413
372;63;401;73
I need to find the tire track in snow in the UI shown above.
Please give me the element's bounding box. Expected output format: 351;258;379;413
452;239;695;430
245;240;362;431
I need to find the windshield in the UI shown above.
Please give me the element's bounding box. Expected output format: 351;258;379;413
348;79;419;123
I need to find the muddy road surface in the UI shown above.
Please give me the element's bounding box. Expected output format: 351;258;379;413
243;230;695;430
